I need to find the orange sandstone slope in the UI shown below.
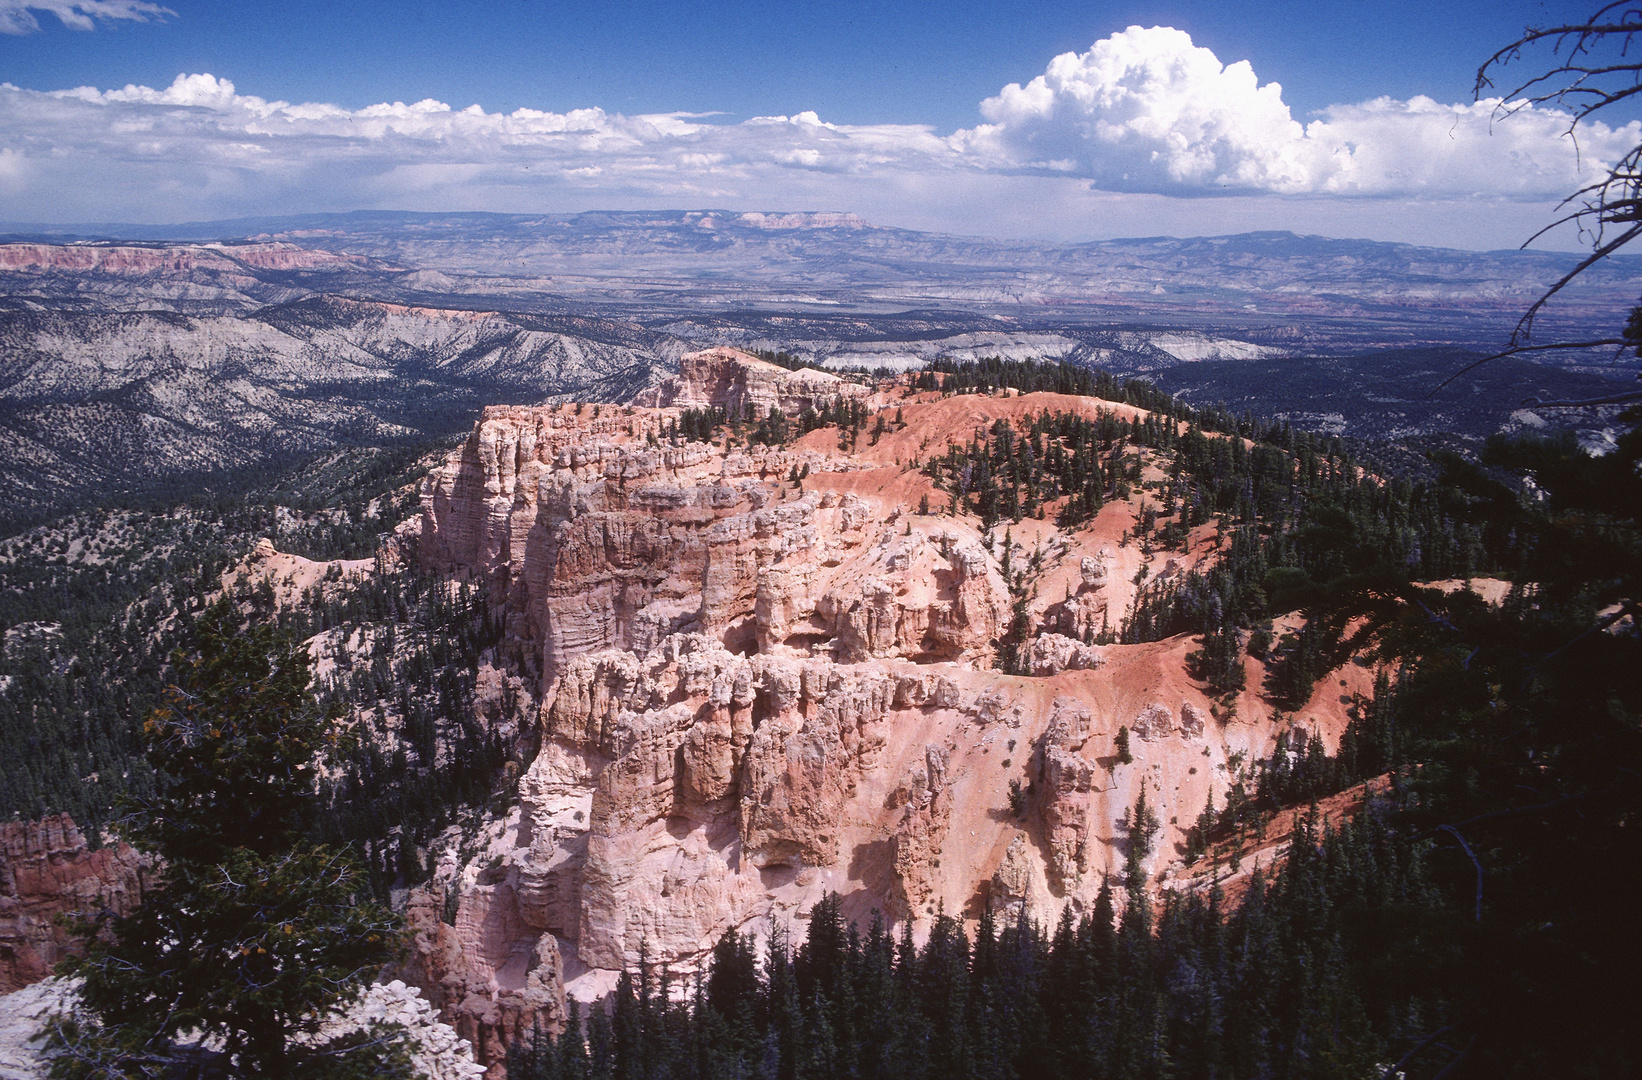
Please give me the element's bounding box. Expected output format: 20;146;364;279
409;347;1373;1065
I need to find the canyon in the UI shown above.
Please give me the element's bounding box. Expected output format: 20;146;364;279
0;214;1629;1078
402;347;1373;1069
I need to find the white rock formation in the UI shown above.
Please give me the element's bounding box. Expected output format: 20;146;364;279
0;979;484;1080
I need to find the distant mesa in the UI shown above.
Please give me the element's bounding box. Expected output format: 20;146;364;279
680;210;869;231
633;346;869;416
0;241;375;274
731;211;869;230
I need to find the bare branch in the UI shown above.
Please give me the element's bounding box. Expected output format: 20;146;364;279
1522;388;1642;407
1437;824;1485;922
1508;222;1642;345
1428;338;1631;396
1478;4;1642;126
1429;1036;1479;1080
1382;1026;1456;1080
1465;5;1642;374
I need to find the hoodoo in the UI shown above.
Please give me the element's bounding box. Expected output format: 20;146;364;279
411;350;1371;1066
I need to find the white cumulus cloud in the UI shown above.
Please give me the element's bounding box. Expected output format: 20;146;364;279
963;26;1314;189
0;0;172;35
0;72;964;222
957;25;1640;198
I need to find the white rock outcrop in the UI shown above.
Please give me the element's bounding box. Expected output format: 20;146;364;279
0;979;484;1080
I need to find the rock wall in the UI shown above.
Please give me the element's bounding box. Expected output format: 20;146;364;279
0;815;151;994
414;358;1375;1073
631;347;869;418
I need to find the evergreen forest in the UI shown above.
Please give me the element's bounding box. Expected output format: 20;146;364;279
0;439;514;877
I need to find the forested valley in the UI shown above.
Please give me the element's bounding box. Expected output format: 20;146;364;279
0;437;515;883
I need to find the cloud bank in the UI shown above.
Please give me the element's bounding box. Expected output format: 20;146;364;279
1;26;1634;243
962;26;1634;197
0;0;171;35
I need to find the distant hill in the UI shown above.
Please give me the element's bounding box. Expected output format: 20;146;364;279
5;210;1637;346
0;297;676;530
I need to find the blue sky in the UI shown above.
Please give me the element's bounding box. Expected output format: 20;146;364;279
0;2;1571;127
0;0;1628;248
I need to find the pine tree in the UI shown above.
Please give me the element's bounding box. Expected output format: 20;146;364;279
558;1000;590;1080
1185;793;1217;863
1125;785;1161;888
52;600;408;1078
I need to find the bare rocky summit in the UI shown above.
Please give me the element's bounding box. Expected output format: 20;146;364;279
632;346;870;415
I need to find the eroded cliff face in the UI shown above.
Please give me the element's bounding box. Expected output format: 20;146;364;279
0;815;151;994
632;346;870;419
414;351;1372;1071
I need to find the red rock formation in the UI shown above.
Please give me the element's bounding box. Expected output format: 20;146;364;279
398;888;565;1069
0;814;151;993
413;355;1378;1074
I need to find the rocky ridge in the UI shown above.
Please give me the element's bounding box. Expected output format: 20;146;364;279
0;241;399;313
0;297;678;528
0;242;374;276
411;348;1375;1072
